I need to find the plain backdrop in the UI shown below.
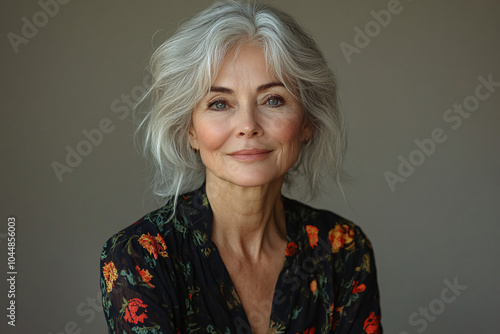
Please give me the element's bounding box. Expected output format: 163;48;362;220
1;0;499;333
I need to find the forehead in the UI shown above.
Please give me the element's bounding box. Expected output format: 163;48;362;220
212;44;280;87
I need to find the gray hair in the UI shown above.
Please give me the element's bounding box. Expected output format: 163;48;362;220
137;0;346;205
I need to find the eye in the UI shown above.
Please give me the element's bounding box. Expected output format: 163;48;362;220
214;102;227;109
266;95;284;107
207;98;227;110
268;98;279;106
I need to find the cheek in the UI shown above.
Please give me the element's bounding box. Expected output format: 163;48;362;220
194;117;230;151
269;117;304;168
271;116;303;145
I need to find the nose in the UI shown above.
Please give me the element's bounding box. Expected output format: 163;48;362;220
235;105;263;138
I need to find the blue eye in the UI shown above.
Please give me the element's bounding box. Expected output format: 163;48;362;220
215;102;226;109
207;99;227;110
267;96;284;107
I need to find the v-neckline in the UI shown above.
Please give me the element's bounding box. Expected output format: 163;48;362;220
201;193;300;332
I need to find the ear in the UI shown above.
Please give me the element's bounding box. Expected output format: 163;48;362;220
300;119;313;143
188;124;199;149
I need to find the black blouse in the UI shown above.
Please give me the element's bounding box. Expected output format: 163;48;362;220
100;184;382;333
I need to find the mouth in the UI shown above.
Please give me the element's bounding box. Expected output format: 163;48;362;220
228;149;273;161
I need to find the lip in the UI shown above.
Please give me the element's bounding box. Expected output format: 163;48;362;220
228;148;272;161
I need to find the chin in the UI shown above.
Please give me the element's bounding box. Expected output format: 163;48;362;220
217;169;284;189
230;178;274;188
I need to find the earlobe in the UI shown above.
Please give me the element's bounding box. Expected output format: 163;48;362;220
301;121;313;143
188;126;198;148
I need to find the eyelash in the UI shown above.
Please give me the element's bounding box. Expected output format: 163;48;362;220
206;98;226;110
266;95;285;107
206;95;285;110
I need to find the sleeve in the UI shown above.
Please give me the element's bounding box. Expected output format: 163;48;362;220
100;227;178;334
331;225;383;334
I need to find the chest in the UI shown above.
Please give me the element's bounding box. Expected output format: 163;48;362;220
221;254;286;334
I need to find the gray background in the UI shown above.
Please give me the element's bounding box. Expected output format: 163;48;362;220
1;0;499;333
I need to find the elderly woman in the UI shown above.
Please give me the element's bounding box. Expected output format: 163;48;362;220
100;1;382;333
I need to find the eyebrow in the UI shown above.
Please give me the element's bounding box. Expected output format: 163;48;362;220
209;82;285;94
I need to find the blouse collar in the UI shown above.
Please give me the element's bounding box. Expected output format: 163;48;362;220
173;182;305;259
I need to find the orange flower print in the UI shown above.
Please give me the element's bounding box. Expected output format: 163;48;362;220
310;279;318;295
332;306;343;330
124;298;148;324
138;233;168;259
328;224;354;253
302;327;316;334
305;225;319;249
352;281;366;294
285;242;298;256
329;303;334;323
363;311;381;334
102;261;118;293
135;265;155;289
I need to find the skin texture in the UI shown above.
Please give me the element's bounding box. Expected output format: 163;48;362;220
189;43;312;334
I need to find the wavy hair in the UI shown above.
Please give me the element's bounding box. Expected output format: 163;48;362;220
137;0;346;206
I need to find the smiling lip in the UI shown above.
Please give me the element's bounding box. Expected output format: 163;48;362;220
228;149;272;161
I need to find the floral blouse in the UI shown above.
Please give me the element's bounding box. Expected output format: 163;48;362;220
100;184;382;333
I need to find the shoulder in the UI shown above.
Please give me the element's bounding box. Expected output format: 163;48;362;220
101;206;171;265
101;186;209;262
100;202;182;302
284;197;373;255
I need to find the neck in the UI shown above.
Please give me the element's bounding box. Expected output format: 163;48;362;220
206;172;287;262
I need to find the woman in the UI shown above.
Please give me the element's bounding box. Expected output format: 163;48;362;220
100;1;382;333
